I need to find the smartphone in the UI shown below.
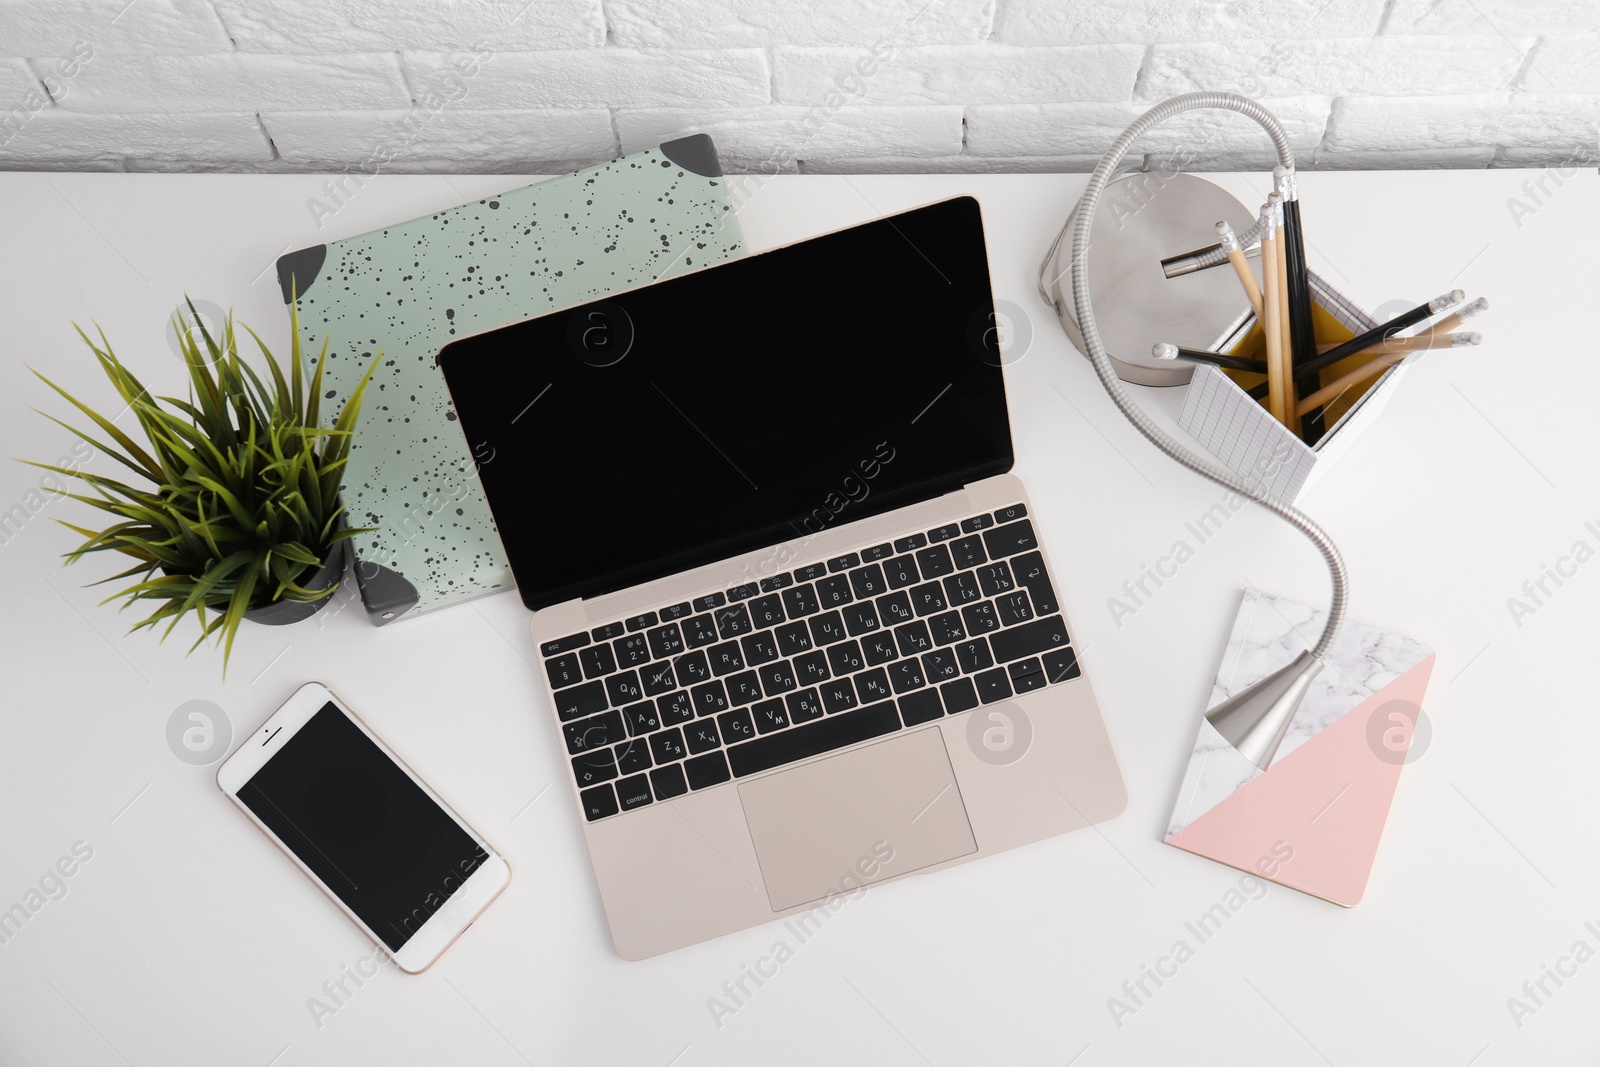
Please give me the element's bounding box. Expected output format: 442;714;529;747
217;682;510;973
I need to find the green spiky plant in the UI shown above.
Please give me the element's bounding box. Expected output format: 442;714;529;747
25;299;376;671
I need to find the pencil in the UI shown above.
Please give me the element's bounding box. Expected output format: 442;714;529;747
1152;342;1269;374
1249;327;1476;401
1270;194;1295;418
1303;289;1465;373
1294;332;1481;416
1275;167;1321;439
1425;296;1489;336
1215;221;1263;319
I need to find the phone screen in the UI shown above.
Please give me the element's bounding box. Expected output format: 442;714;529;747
237;702;489;951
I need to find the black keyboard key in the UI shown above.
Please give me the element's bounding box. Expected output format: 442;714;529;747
893;533;927;553
749;594;786;629
949;534;987;569
541;632;589;657
993;503;1027;523
962;600;1000;635
752;698;790;733
647;623;684;660
915;544;955;579
726;671;764;706
571;748;617;787
989;615;1071;664
876;591;914;624
716;603;753;639
674;649;710;686
996;591;1034;626
928;610;966;645
775;621;813;657
793;563;827;582
615;738;652;774
658;689;694;726
884;555;919;589
943;571;982;606
781;583;821;619
1043;646;1080;683
650;763;689;800
976;561;1015;597
554;680;607;722
725;701;901;778
861;632;898;666
855;667;893;703
910;582;947;616
564;710;624;754
975;668;1012;703
929;523;961;543
727;582;760;602
580;783;618;821
693;592;726;611
741;630;780;666
685;751;731;789
922;649;960;684
983;519;1038;558
820;679;858;714
888;659;926;694
641;661;677;697
615;632;651;668
815;575;853;608
590;621;625;642
660;601;692;621
843;601;881;636
626;611;658;632
1012;551;1059;615
691;680;729;718
1009;657;1047;693
683;613;718;648
685;718;721;754
760;659;798;695
954;637;994;674
794;650;831;686
862;542;894;562
894;619;933;657
580;643;617;679
649;727;687;764
605;671;643;707
899;689;944;726
758;572;793;593
708;641;745;676
826;640;866;676
786;688;825;724
941;677;980;715
849;564;887;599
623;701;660;737
545;653;583;689
960;514;994;533
717;708;757;744
809;610;848;646
827;552;860;573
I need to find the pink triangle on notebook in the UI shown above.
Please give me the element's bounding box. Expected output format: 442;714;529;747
1166;654;1434;906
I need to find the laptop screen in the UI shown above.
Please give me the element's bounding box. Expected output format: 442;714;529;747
437;196;1012;610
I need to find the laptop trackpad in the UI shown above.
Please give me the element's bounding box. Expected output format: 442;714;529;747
739;727;977;912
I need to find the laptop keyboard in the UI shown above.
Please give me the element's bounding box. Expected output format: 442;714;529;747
538;504;1081;822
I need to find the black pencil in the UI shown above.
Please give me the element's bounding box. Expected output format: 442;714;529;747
1275;168;1321;439
1153;343;1269;375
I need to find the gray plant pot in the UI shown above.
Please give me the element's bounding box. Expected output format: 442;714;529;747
243;538;347;626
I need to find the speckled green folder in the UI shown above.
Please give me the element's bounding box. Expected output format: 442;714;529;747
275;136;744;624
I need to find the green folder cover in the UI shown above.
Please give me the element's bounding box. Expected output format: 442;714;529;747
275;135;744;624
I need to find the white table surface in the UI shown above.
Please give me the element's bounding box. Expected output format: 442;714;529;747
1;168;1596;1067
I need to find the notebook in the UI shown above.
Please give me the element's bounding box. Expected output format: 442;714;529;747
1164;589;1436;906
274;135;745;624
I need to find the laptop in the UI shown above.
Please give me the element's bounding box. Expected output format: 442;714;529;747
437;196;1127;959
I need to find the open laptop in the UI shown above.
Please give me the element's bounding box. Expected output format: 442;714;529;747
438;196;1127;959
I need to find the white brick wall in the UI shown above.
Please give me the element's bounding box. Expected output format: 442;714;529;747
1;0;1596;173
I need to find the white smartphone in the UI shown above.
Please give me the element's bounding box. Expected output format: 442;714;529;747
217;682;510;973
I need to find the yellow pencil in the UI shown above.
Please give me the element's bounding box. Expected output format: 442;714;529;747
1215;220;1263;319
1295;332;1481;416
1259;203;1291;429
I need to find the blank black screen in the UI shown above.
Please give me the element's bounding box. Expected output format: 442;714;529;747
239;704;488;951
438;195;1012;609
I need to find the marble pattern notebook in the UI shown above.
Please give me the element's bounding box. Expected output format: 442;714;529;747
275;135;745;624
1164;589;1435;906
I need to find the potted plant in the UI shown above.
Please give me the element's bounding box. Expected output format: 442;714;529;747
26;300;374;671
